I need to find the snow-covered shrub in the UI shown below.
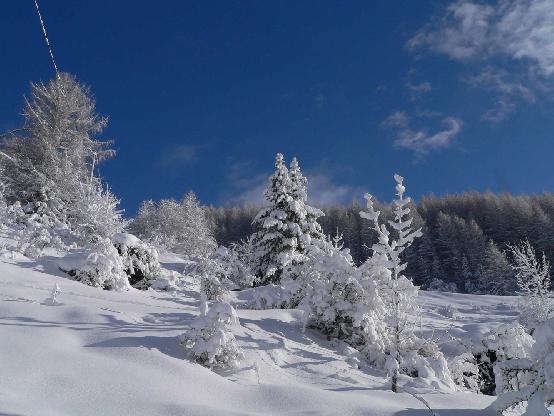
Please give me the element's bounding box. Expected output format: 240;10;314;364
194;256;229;301
462;322;534;395
427;278;458;293
450;353;481;393
508;240;553;332
490;318;554;415
67;179;127;243
65;238;130;291
14;210;68;259
200;274;226;302
180;301;244;370
249;284;284;310
112;233;161;289
44;283;62;306
436;304;458;319
298;243;387;366
210;246;254;289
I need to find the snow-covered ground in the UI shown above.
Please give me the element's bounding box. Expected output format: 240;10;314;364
0;253;519;415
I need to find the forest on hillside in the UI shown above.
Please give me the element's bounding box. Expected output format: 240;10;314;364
206;192;554;294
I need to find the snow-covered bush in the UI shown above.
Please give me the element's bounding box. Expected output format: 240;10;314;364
450;353;481;393
65;238;130;291
297;242;387;366
436;304;458;319
454;322;534;395
44;283;62;306
249;284;284;310
200;274;226;302
112;233;161;289
490;318;554;415
67;180;127;243
210;246;254;289
180;301;244;370
508;240;553;332
14;210;69;259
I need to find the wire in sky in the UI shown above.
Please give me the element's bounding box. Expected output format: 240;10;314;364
33;0;60;77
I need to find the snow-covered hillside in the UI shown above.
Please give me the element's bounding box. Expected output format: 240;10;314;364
0;252;519;416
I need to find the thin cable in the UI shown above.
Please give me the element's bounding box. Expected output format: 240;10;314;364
33;0;60;77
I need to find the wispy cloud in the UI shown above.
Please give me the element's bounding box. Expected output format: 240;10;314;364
404;70;433;101
224;159;359;207
382;112;463;156
464;67;535;122
158;144;199;168
408;0;554;77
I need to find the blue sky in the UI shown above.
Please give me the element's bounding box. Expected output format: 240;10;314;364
1;0;553;215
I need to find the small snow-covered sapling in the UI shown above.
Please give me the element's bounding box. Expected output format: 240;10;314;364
46;283;61;305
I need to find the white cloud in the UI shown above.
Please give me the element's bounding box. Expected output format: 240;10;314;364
225;160;358;207
383;113;463;155
465;67;536;121
381;111;410;129
306;173;359;207
409;0;554;77
158;144;198;168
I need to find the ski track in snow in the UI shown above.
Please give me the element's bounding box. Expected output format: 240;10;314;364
0;256;512;415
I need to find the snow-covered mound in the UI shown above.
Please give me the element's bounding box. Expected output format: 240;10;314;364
0;253;515;415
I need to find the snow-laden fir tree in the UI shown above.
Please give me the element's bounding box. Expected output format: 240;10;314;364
250;154;301;285
360;174;424;392
180;300;244;370
288;157;326;249
508;240;552;332
130;191;216;256
251;154;326;285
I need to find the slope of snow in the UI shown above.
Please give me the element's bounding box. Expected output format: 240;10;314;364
0;253;517;415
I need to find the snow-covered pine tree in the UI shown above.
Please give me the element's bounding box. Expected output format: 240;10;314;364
288;157;326;250
360;174;423;393
250;153;302;285
508;240;552;332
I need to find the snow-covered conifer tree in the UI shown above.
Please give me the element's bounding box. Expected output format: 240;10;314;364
288;157;326;249
360;174;424;392
250;154;300;284
251;154;326;285
508;240;552;332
